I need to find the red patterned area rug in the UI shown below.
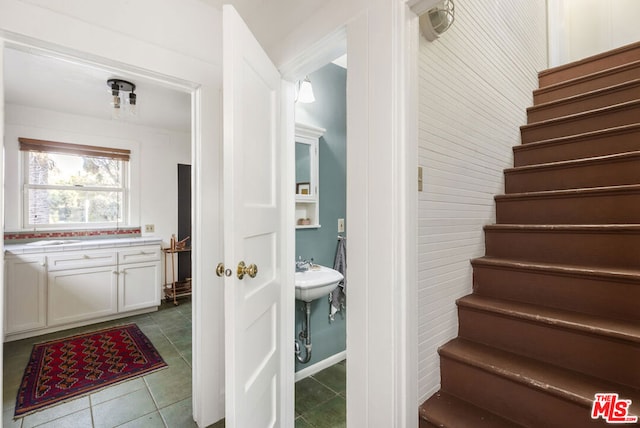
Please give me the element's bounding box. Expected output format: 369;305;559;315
14;323;167;418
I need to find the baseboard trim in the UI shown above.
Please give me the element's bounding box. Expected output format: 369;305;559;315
295;350;347;382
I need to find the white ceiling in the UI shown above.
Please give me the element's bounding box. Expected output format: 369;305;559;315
201;0;328;53
3;48;192;133
2;1;333;133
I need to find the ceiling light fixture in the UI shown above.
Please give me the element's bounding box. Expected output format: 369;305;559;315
297;76;315;103
107;78;137;119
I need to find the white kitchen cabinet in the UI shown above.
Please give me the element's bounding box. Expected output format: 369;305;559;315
4;255;47;334
4;240;162;340
118;246;161;312
47;265;118;326
46;250;119;326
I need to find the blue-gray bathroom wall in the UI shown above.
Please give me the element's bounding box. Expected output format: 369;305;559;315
295;62;347;371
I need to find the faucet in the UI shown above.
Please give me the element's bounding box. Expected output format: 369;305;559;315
295;256;314;272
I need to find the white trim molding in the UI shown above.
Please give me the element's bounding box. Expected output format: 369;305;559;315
346;1;418;426
294;351;347;382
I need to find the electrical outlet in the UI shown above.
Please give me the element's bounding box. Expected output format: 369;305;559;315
338;218;345;233
145;224;155;233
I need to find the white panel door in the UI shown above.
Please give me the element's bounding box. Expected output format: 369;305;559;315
223;5;289;427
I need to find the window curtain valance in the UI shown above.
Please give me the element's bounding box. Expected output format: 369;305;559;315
19;138;131;161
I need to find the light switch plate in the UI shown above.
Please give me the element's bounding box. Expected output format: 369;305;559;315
338;218;345;233
145;224;155;233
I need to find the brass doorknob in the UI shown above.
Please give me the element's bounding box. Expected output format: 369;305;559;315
237;261;258;280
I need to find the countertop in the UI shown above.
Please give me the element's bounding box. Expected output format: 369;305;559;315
4;237;163;255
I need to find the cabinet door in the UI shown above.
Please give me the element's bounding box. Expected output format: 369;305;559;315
5;256;47;334
48;266;118;326
119;261;161;312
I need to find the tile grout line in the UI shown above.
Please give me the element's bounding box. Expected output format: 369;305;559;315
142;363;169;428
89;394;95;428
310;376;342;397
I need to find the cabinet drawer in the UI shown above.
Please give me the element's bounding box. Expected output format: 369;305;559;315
118;246;160;265
47;251;117;271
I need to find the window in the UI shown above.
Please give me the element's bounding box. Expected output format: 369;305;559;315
20;138;130;228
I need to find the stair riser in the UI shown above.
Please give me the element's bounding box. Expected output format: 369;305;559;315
505;158;640;193
458;307;640;388
440;357;600;428
514;126;640;166
495;192;640;224
539;43;640;87
534;63;640;104
528;82;640;123
484;229;640;269
472;263;640;321
521;103;640;144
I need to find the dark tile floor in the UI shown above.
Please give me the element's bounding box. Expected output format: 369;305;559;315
3;298;193;428
2;298;346;427
295;361;346;428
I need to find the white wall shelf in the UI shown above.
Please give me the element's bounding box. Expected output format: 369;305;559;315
295;123;325;229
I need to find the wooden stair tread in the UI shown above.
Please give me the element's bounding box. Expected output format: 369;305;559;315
534;59;640;96
495;183;640;200
515;123;640;151
484;223;640;233
439;338;640;409
528;78;640;115
538;41;640;84
457;294;640;343
419;391;524;428
521;99;640;130
505;150;640;175
471;256;640;282
512;123;640;167
484;224;640;270
518;122;640;148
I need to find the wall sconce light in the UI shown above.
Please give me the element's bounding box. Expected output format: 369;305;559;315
409;0;455;42
296;76;315;103
107;78;137;119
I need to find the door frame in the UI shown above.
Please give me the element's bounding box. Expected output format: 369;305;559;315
278;1;419;425
0;32;224;426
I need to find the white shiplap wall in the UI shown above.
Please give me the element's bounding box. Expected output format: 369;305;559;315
548;0;640;67
417;0;547;403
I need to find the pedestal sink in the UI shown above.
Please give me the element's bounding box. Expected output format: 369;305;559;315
295;265;343;302
294;264;344;364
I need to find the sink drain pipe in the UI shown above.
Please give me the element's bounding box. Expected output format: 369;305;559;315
295;301;312;363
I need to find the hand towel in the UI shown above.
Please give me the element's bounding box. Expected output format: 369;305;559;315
330;237;346;320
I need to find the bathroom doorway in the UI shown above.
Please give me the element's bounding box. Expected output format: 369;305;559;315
292;53;348;425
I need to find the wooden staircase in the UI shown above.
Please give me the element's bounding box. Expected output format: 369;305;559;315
419;42;640;427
